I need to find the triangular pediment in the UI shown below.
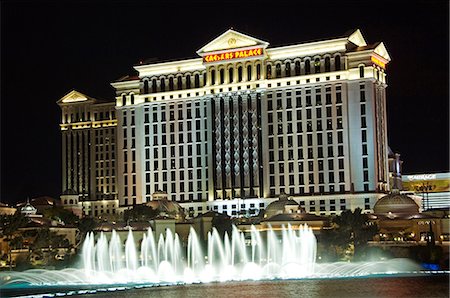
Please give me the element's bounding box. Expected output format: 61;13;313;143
57;90;95;104
348;29;367;47
197;29;269;55
374;42;391;62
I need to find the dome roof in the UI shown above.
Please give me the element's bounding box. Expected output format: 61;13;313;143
21;202;37;215
265;196;303;219
373;192;420;214
146;198;184;220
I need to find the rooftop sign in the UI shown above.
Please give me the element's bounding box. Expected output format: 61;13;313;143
203;47;264;63
406;174;437;181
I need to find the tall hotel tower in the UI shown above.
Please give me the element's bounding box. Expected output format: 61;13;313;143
58;29;391;217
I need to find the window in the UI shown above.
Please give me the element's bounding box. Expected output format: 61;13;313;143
295;61;300;75
228;68;234;83
276;63;281;78
359;65;365;78
175;76;181;90
325;57;331;72
336;92;342;103
363;170;369;182
335;55;341;71
305;60;311;74
238;66;243;82
285;62;291;77
314;58;321;73
169;77;174;91
211;70;216;85
195;74;200;88
256;64;261;80
247;65;252;81
220;69;225;84
160;78;165;92
361;104;366;115
186;75;191;89
363;157;368;168
143;80;149;94
266;64;272;79
152;79;157;93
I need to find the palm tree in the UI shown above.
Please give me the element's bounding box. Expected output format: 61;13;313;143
0;213;28;269
322;208;378;261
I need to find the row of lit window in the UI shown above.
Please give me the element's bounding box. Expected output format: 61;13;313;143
188;202;265;213
269;171;345;186
268;144;345;162
137;55;342;96
145;144;207;160
147;181;206;193
94;128;116;136
145;157;207;171
268;184;346;196
267;91;342;110
62;109;115;124
269;159;345;174
268;118;343;136
270;130;344;148
268;105;343;124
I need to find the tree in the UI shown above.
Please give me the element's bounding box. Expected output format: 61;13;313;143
321;208;378;261
42;206;78;225
30;229;68;250
76;217;98;246
77;217;97;234
29;228;70;267
0;213;28;269
211;213;232;238
123;205;159;222
0;213;28;238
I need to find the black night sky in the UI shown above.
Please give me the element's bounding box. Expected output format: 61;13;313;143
1;1;449;205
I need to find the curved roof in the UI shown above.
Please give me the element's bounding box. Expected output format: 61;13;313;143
146;198;184;220
373;192;420;214
21;202;37;214
264;196;303;219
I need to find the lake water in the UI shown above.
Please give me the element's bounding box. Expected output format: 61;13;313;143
2;274;448;298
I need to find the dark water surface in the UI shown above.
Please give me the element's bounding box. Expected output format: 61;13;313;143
93;275;450;298
1;275;449;298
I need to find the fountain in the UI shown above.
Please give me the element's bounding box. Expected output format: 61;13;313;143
0;224;432;296
78;224;318;284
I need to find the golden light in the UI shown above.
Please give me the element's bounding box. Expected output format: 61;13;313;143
371;56;386;69
204;48;263;63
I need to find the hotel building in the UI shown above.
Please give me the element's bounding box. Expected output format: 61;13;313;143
58;29;392;217
57;91;119;216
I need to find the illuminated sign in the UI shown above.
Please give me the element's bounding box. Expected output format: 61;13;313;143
203;48;263;63
371;56;386;69
403;174;450;193
407;174;437;181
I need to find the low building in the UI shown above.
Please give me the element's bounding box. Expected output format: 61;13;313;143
368;191;449;246
0;202;16;215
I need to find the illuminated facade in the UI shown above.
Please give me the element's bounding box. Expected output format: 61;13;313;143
57;90;119;216
60;29;392;217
